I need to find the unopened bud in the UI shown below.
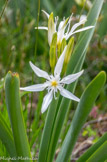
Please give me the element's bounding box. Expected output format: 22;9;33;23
48;12;55;46
75;0;92;10
60;38;67;54
62;37;74;76
57;42;61;58
49;32;57;72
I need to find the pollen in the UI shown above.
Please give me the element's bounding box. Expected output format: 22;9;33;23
51;80;58;87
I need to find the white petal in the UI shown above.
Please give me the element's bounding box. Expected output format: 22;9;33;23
58;20;65;31
42;10;49;18
41;90;53;113
66;18;87;40
35;26;48;30
58;87;80;102
55;16;59;29
68;26;94;37
80;15;87;21
60;70;84;84
20;83;48;92
29;61;50;80
66;15;73;35
48;15;55;45
57;20;66;42
54;46;67;77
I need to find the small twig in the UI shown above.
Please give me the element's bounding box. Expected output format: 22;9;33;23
0;0;8;20
83;117;107;128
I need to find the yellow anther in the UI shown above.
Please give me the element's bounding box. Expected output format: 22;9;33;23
51;81;58;87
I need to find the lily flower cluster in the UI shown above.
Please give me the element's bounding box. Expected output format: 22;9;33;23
35;10;94;46
20;46;83;113
20;11;94;113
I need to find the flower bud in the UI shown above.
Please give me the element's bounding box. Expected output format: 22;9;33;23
57;42;61;58
75;0;92;10
48;12;55;46
62;37;74;76
49;32;57;72
60;38;67;54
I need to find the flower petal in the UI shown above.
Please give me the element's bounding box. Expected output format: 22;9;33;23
57;20;65;43
35;26;48;30
41;90;53;113
66;15;73;35
60;70;84;84
58;20;65;31
58;87;80;102
54;46;67;77
20;83;48;92
42;10;49;18
80;15;87;21
29;61;50;80
69;26;94;37
72;18;87;32
66;18;87;40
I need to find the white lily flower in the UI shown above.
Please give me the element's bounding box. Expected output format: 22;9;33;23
35;10;94;45
20;46;84;113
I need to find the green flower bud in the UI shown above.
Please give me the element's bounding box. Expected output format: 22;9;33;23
60;38;67;54
49;32;57;73
48;12;55;46
62;37;74;76
57;42;61;58
75;0;92;10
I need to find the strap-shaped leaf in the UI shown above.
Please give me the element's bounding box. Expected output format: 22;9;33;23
87;141;107;162
77;132;107;162
5;72;32;161
56;71;106;162
38;97;59;162
0;112;17;158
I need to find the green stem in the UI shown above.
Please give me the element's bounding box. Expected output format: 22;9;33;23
28;0;41;141
0;0;8;20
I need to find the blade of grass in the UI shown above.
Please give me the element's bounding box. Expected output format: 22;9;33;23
87;141;107;162
0;0;8;20
0;112;17;158
77;132;107;162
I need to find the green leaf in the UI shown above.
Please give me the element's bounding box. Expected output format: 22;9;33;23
77;132;107;162
98;2;107;37
87;141;107;162
56;71;106;162
0;112;17;158
38;97;59;162
5;72;32;161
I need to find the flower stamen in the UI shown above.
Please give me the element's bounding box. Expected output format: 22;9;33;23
51;80;58;87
